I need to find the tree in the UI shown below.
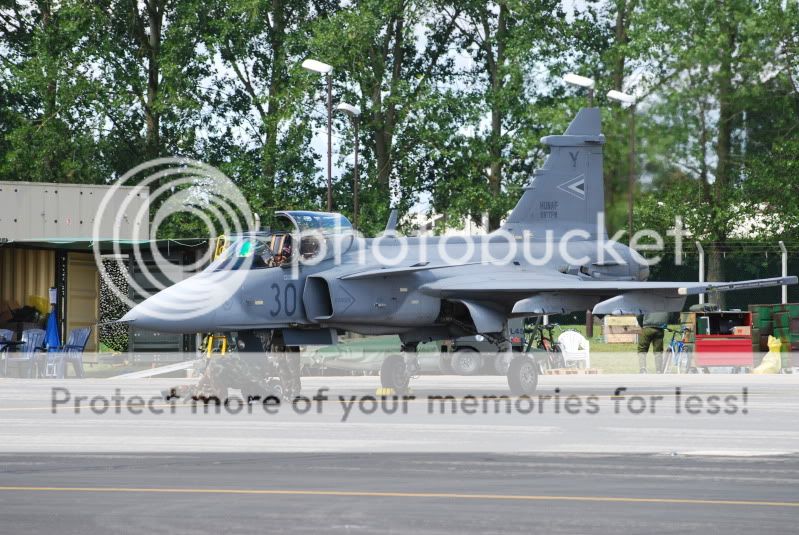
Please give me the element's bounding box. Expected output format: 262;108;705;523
199;0;338;219
630;0;794;306
90;0;212;172
308;0;463;232
0;1;106;183
443;0;570;231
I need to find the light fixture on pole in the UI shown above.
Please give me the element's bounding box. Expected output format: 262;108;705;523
302;58;334;211
607;89;637;242
607;89;636;106
563;73;596;106
337;102;361;230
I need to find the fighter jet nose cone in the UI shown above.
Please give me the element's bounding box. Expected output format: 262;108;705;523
119;309;138;323
116;273;238;333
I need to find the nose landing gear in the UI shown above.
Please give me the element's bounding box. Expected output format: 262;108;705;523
378;343;419;396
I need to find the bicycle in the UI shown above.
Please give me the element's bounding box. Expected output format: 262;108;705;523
522;319;566;370
661;326;691;374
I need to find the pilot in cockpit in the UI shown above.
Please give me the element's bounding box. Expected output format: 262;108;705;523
300;236;320;259
263;234;292;267
279;235;292;263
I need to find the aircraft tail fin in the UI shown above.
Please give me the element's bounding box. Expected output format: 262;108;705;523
502;107;606;239
384;208;398;236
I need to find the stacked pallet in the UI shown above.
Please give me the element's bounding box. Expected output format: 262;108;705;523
545;368;602;375
602;315;640;343
749;305;773;352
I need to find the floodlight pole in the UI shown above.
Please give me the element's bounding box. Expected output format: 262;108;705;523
302;59;334;211
337;103;361;230
353;115;359;229
627;103;636;241
607;90;638;243
696;242;705;305
779;241;788;304
326;73;333;211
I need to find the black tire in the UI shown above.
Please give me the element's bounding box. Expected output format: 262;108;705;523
507;356;539;396
439;353;454;374
550;348;566;370
678;351;691;374
451;347;483;376
494;352;513;375
380;354;409;391
265;378;283;400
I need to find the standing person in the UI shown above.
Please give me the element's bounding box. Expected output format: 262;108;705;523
637;312;669;373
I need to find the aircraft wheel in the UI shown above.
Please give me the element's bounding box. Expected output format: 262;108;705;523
265;378;283;400
451;347;483;376
507;356;539;396
380;354;410;391
494;352;514;375
439;353;454;374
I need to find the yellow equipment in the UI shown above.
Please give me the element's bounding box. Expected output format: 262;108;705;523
753;335;782;374
204;334;228;358
213;234;228;260
203;235;231;358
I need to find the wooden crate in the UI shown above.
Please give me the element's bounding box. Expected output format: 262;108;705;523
602;315;640;344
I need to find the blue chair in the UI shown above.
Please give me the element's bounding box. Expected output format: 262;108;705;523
0;329;15;377
4;329;45;378
54;327;91;378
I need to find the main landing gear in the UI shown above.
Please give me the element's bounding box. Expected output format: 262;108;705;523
506;355;539;396
378;339;540;396
492;333;539;396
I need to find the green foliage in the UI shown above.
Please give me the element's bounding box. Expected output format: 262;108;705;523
0;0;797;247
98;259;129;353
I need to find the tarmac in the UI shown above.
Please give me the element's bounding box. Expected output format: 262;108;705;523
1;374;798;533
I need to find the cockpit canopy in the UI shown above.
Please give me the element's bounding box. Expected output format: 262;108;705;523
210;211;354;271
276;211;353;235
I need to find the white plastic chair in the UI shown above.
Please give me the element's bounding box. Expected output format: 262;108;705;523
557;330;590;369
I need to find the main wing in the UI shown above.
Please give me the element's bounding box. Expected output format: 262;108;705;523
418;268;796;316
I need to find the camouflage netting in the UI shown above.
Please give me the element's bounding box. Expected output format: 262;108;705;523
98;259;129;352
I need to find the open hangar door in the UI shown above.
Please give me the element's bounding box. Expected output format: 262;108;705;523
65;252;99;352
0;247;99;352
0;247;55;333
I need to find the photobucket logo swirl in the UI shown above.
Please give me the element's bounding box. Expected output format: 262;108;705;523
92;158;255;322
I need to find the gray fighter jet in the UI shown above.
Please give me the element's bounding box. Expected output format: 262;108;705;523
121;107;796;395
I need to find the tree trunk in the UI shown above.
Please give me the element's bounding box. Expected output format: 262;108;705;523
612;0;628;90
486;3;507;231
144;2;163;161
39;0;57;180
374;126;392;188
707;246;726;308
374;13;405;193
263;0;286;207
709;7;737;309
611;0;628;222
40;1;56;119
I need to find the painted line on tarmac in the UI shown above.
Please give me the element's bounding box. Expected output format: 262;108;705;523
0;486;797;507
